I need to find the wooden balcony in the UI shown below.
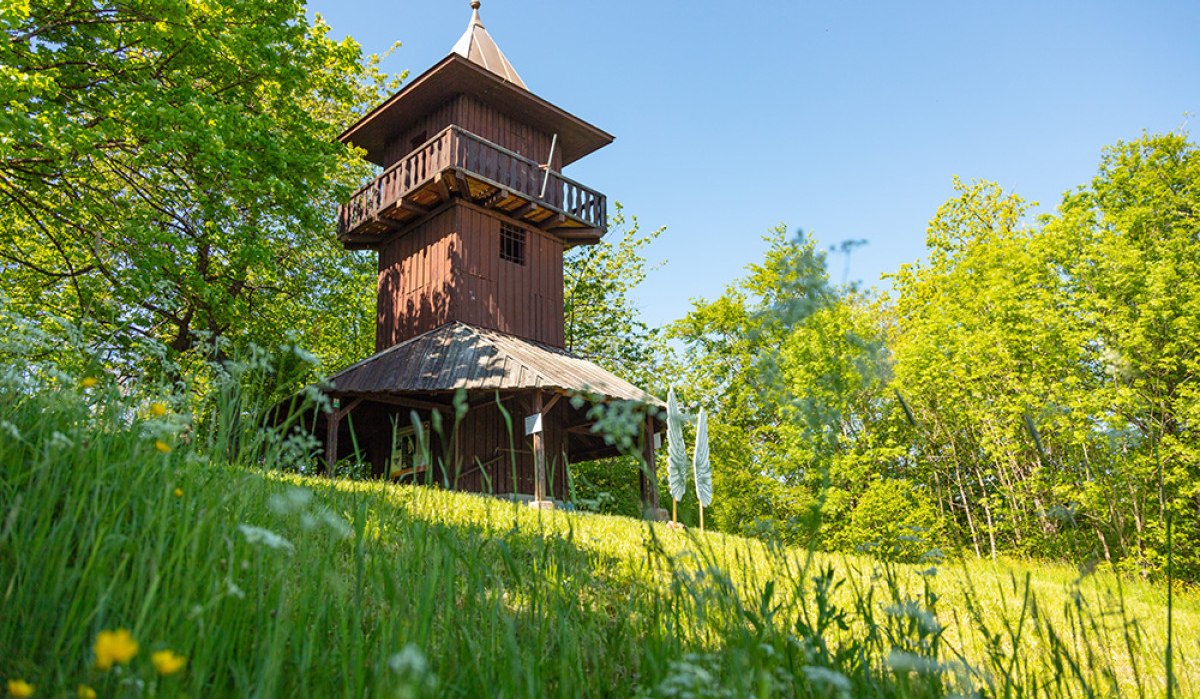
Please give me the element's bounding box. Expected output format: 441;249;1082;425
338;125;607;249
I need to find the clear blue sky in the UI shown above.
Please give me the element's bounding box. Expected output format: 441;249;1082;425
309;0;1199;328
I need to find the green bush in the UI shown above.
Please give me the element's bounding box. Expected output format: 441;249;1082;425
568;456;646;517
839;478;947;562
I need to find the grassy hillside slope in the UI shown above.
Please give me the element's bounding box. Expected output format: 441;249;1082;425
1;384;1196;697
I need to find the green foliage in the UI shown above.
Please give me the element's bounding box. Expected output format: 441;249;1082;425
666;132;1199;584
568;456;646;518
888;178;1096;560
838;479;946;563
1047;132;1200;580
564;204;665;387
883;134;1200;577
1;355;1196;697
0;0;393;380
669;229;892;548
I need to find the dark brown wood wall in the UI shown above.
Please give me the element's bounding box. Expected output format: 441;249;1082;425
375;208;459;350
450;397;569;500
351;396;570;501
455;206;564;347
376;206;564;350
456;95;561;169
380;95;562;171
381;98;458;168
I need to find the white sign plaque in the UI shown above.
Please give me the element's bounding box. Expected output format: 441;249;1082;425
524;413;543;436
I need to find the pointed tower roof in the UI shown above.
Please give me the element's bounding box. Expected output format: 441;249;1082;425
451;1;527;88
337;2;613;168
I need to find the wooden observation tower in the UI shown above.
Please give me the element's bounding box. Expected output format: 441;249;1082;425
314;2;663;513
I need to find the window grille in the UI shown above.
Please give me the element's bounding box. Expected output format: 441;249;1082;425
500;223;526;265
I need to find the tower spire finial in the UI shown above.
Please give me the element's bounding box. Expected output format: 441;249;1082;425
450;0;526;88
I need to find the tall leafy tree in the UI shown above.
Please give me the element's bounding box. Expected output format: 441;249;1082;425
888;179;1095;559
1046;132;1200;578
563;204;664;386
0;0;392;379
669;229;887;543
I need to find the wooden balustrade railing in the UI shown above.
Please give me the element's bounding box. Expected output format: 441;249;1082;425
339;125;607;236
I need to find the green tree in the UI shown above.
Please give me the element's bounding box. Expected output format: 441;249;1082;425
888;179;1097;560
1046;132;1200;578
0;0;392;381
669;229;893;544
563;204;664;386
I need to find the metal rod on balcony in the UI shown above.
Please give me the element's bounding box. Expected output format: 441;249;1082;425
539;133;558;199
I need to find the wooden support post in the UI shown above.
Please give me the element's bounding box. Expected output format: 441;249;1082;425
532;391;547;503
323;397;363;475
640;411;660;518
451;405;465;489
325;413;339;474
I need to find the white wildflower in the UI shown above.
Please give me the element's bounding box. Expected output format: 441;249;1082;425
0;420;20;441
389;643;438;697
268;487;313;514
887;650;945;674
802;666;851;695
225;579;245;599
237;524;295;553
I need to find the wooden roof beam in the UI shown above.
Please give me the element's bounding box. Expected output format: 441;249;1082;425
482;187;513;209
537;213;567;231
354;392;455;414
398;196;431;214
508;199;538;219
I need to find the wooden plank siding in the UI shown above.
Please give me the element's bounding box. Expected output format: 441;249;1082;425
455;206;565;347
454;95;562;171
380;95;560;172
349;396;570;501
381;98;458;169
376;206;564;351
375;207;459;350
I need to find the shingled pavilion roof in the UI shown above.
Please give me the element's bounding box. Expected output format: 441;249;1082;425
327;322;663;406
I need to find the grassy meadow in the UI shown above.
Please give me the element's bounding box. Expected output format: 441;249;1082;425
1;379;1195;698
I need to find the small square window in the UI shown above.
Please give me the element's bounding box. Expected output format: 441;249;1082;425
500;223;526;265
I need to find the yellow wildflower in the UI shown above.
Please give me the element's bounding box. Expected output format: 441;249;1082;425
94;628;139;670
76;686;96;699
7;679;34;697
151;649;187;676
155;439;172;454
173;487;184;498
149;402;168;417
81;377;98;389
